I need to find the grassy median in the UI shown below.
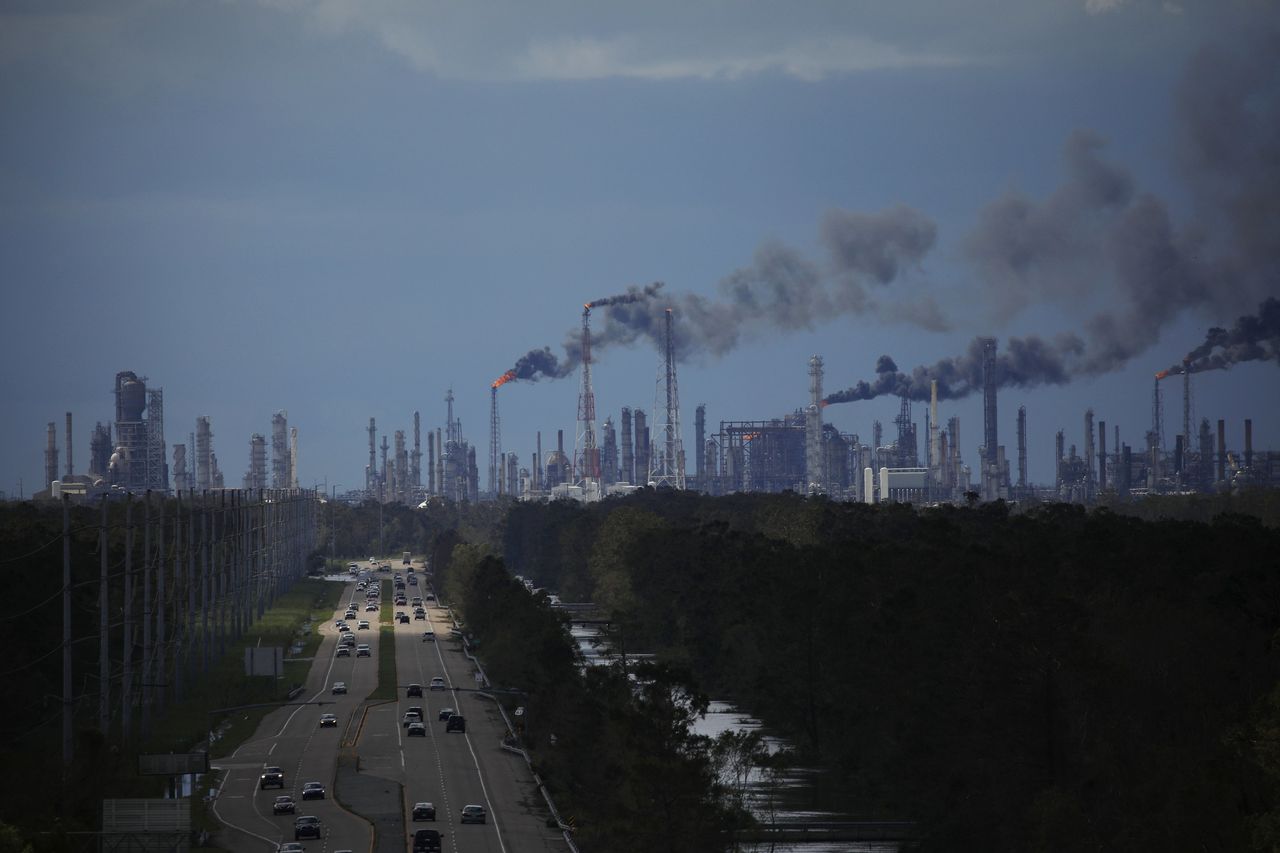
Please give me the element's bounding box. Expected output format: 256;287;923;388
369;578;398;700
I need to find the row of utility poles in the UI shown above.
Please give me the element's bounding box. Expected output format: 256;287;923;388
61;488;319;771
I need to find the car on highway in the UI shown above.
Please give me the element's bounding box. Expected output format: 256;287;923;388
429;677;445;691
398;613;410;624
294;815;322;840
340;634;356;647
446;714;466;733
344;611;357;621
301;782;325;800
335;646;350;657
334;619;346;628
411;802;436;821
438;707;455;721
460;804;486;824
406;722;426;737
395;596;407;606
402;711;422;727
421;631;435;642
412;828;442;852
319;713;338;728
260;766;285;789
407;683;423;697
413;611;426;621
365;603;378;611
272;795;296;815
278;844;306;853
411;597;423;607
424;593;435;603
357;620;370;630
332;681;347;694
356;644;371;657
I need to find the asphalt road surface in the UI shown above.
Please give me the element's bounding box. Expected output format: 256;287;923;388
212;559;568;853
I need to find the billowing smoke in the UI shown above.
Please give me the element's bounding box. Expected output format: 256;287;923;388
824;334;1084;406
500;346;574;383
964;35;1279;378
1159;297;1280;377
504;36;1278;390
506;206;941;380
587;281;665;309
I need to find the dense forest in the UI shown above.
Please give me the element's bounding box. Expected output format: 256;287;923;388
478;489;1280;850
5;489;1278;851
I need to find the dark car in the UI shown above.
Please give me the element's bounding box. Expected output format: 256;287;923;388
260;766;285;789
437;707;455;721
446;714;466;733
272;795;296;815
460;804;485;824
301;782;325;800
319;713;338;728
412;828;442;852
294;815;321;840
412;802;436;821
398;613;410;624
421;631;435;642
407;683;423;697
406;722;426;737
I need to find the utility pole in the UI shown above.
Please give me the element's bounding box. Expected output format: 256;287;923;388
99;496;110;735
122;495;134;744
62;495;72;770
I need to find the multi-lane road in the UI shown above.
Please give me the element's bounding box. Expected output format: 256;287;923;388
211;560;568;853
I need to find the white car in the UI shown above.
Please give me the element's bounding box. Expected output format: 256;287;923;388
429;676;446;690
356;644;371;657
332;681;347;694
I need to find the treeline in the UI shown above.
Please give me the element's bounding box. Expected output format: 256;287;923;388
0;493;319;845
434;546;744;851
488;488;1280;850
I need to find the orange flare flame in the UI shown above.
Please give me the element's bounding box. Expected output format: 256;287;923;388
491;370;516;389
1154;370;1170;380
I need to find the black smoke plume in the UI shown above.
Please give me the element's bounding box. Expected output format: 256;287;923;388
824;334;1083;406
1160;297;1280;376
587;281;665;309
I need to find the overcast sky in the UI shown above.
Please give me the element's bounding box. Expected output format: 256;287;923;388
2;0;1277;496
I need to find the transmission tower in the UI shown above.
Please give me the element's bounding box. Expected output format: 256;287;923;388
649;308;686;488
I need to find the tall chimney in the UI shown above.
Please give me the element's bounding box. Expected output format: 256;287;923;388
65;411;73;478
45;422;59;488
535;431;542;491
1217;419;1226;483
1245;419;1253;469
1098;420;1107;491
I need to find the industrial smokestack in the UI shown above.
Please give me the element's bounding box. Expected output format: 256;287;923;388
427;431;435;495
1245;419;1253;469
535;431;542;491
1084;409;1095;497
1098;420;1107;491
64;412;73;479
621;408;634;484
1055;429;1065;490
695;404;706;492
1217;419;1226;483
982;338;998;465
413;411;422;489
1016;405;1027;490
45;422;58;489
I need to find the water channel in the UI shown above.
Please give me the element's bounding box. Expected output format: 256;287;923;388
570;624;903;853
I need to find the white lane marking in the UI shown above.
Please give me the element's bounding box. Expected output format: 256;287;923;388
268;743;276;756
427;609;508;853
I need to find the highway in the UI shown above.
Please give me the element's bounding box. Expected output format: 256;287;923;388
211;559;568;853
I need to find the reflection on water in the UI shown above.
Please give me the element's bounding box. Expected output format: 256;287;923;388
573;628;901;852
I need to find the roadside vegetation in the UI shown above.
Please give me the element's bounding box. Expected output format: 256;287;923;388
485;488;1280;851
